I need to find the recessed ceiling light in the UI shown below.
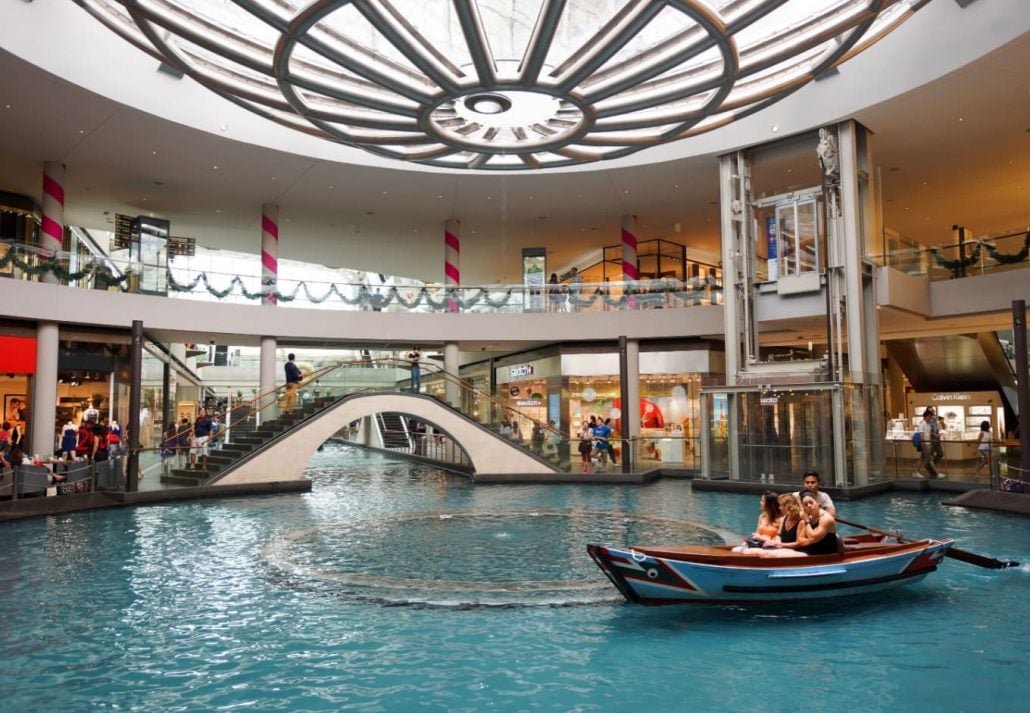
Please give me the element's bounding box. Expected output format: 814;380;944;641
771;125;779;133
957;117;963;123
216;209;222;213
219;124;228;131
79;129;85;134
673;184;679;188
272;176;277;181
382;191;387;195
152;150;157;155
213;165;219;170
328;185;334;189
437;194;444;199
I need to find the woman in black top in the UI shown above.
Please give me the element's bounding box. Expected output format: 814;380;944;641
778;489;840;555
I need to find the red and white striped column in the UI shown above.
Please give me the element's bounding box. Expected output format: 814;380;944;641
41;161;65;283
621;214;639;282
621;214;639;309
261;203;278;306
444;219;460;313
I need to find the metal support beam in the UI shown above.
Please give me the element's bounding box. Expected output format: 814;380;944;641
1014;300;1029;480
126;319;143;492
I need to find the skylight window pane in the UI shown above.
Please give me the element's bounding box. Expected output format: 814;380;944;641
542;0;632;75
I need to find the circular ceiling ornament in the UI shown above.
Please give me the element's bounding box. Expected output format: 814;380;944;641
76;0;926;171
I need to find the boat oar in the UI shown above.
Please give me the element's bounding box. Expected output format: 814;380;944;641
835;516;1020;570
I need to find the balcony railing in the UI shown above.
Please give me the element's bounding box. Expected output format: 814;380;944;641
869;229;1030;281
0;240;723;314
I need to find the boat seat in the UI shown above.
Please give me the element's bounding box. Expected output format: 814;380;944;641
844;542;894;551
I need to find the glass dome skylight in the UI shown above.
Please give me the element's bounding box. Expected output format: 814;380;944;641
74;0;927;170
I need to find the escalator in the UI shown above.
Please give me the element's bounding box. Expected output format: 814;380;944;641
886;331;1019;423
375;412;412;451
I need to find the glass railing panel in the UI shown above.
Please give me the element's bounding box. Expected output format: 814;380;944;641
869;229;1030;281
2;241;724;315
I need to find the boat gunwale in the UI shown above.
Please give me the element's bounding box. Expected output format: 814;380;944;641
604;538;952;569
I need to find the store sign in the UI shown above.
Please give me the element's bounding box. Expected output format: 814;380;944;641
760;395;779;405
932;393;971;401
0;336;37;373
509;364;534;379
516;399;542;407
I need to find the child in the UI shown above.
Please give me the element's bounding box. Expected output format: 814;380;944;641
161;425;178;474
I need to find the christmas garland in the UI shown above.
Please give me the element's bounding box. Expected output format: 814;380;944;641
981;232;1030;265
0;247;131;286
928;241;981;271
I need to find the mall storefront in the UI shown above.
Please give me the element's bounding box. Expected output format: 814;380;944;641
483;343;723;468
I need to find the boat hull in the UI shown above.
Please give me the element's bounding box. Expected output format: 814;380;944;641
587;540;952;605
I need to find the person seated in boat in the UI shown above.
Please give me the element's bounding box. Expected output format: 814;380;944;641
793;470;836;515
733;492;782;552
773;489;841;556
738;494;804;557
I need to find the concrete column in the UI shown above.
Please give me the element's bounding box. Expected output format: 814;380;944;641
41;161;65;284
261;204;278;306
30;321;59;457
619;336;640;473
259;336;277;423
444;219;460;313
444;342;460;408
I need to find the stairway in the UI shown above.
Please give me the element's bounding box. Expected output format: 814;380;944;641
160;395;343;486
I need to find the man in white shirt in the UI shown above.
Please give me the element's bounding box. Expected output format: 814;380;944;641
915;408;944;479
795;470;836;515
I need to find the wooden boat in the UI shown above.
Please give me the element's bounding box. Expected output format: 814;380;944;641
586;535;953;605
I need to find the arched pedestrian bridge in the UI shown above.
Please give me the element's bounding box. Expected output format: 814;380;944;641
214;392;558;485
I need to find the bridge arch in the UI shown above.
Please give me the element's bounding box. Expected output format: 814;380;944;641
216;392;557;485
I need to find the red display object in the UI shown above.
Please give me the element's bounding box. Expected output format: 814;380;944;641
0;336;37;374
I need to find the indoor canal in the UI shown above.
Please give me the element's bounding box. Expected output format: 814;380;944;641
1;442;1027;711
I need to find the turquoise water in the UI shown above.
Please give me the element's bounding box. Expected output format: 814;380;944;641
1;443;1028;712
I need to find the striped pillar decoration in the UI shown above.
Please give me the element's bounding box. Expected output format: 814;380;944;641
444;219;460;313
41;162;65;283
261;203;278;306
620;214;639;282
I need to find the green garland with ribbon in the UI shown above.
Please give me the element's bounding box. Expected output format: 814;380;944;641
982;232;1030;265
0;247;131;286
929;242;981;271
